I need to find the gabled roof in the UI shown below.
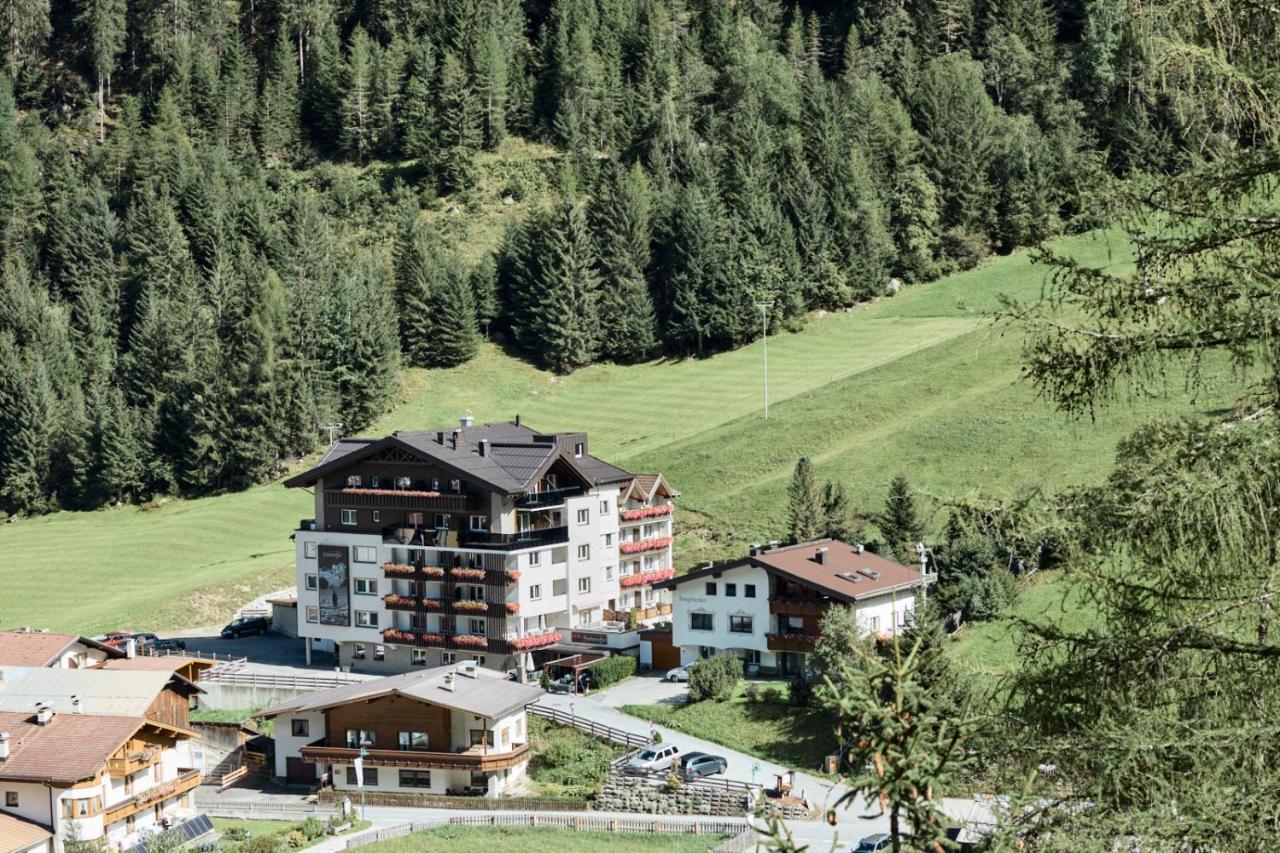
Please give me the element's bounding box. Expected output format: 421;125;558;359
623;473;679;502
258;665;543;721
655;538;923;603
0;631;124;667
0;667;201;718
96;656;217;677
0;710;145;784
0;811;52;850
283;420;631;496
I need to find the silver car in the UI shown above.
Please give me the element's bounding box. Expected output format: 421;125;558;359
624;743;680;775
666;666;690;682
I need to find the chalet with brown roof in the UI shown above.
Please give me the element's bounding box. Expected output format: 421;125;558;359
0;631;123;669
654;539;928;676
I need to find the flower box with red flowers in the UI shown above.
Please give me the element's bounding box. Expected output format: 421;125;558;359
454;634;488;649
419;565;445;578
452;599;488;613
620;504;674;521
382;629;417;643
341;486;442;498
505;602;519;615
382;562;416;577
619;536;673;555
506;570;521;583
422;598;444;610
451;567;486;581
383;594;417;608
511;631;561;650
619;567;675;588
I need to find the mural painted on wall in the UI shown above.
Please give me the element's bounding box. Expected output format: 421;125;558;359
318;545;351;626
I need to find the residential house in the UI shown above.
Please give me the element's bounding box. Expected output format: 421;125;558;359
655;539;927;675
0;667;203;851
0;812;52;853
0;632;124;670
259;663;542;795
284;417;677;675
611;475;678;624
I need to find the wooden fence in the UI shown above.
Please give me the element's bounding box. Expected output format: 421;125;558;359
342;813;751;849
527;704;649;749
199;670;363;690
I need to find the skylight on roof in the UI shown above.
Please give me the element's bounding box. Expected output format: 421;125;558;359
838;572;862;583
859;569;880;580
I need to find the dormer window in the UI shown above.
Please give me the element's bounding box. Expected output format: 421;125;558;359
574;442;584;458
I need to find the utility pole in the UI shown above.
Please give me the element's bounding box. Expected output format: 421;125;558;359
755;301;774;419
916;541;930;604
318;422;344;445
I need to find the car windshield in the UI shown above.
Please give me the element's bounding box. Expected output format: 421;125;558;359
638;750;656;760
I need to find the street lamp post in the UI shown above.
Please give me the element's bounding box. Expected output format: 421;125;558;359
357;745;368;821
754;302;774;419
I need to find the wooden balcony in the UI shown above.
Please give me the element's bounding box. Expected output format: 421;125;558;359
300;742;529;772
324;488;477;512
104;769;201;825
766;633;816;653
768;598;829;618
108;746;160;776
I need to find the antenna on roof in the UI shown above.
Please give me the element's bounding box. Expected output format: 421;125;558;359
317;422;344;444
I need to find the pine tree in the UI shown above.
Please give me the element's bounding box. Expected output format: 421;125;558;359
94;385;141;505
468;254;498;337
821;480;855;541
77;0;126;141
258;32;302;165
0;76;41;259
401;37;438;165
1;0;49;78
437;49;480;192
0;331;52;516
527;201;600;373
222;268;284;486
592;162;657;362
341;26;375;162
473;25;507;150
659;183;725;356
370;35;407;159
787;457;823;544
425;259;480;367
881;474;924;563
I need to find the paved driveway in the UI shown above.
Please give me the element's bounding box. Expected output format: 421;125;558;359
591;672;689;708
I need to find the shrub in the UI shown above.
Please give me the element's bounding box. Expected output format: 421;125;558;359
687;653;743;702
789;669;814;707
241;835;280;853
283;830;307;849
664;771;683;791
588;654;637;689
298;818;326;841
744;684;760;702
223;828;251;842
762;686;785;704
527;718;620;798
539;670;551;690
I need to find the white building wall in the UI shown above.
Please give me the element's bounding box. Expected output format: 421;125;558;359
669;564;772;657
853;592;917;636
272;710;326;778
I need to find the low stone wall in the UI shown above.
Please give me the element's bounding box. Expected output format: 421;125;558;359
594;777;749;816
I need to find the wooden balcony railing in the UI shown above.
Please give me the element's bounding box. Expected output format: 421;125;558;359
300;742;529;772
768;598;829;618
104;768;201;825
107;746;160;776
324;489;477;512
765;633;817;653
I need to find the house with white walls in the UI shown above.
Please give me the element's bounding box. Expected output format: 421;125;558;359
655;539;927;676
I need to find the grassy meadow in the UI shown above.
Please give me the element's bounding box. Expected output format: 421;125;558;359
0;229;1235;639
361;826;725;853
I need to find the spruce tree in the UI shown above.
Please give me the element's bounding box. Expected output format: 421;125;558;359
259;32;302;165
787;457;823;544
473;25;507;150
0;332;51;516
821;480;855;542
401;37;438;166
659;183;725;356
341;26;375;162
94;385;141;505
881;474;924;563
1;0;49;78
77;0;126;141
468;255;498;338
425;259;480;368
437;49;480;193
592;162;657;362
528;201;600;373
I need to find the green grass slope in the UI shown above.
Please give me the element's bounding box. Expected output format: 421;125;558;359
0;230;1231;634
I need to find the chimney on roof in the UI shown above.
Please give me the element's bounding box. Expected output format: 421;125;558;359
35;702;53;726
750;543;762;556
451;429;460;449
71;695;82;715
478;439;489;457
815;546;829;565
515;413;521;427
437;431;445;445
459;661;478;678
460;415;474;428
854;543;864;554
0;731;9;761
441;672;456;692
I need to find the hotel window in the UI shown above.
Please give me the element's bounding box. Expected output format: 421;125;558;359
4;792;16;808
353;644;367;659
399;770;432;789
577;508;589;525
705;582;717;596
725;583;737;597
355;611;379;627
469;618;485;634
470;515;490;531
409;512;424;526
604;533;613;546
744;584;757;598
412;649;428;666
398;731;429;751
577;544;590;561
435;513;450;528
372;511;381;523
346;475;361;487
345;729;376;748
868;615;880;633
354;546;376;563
341;509;357;525
442;652;457;664
61;797;101;818
449;479;462;493
304;542;317;558
305;606;318;623
529;551;541;567
600;500;610;515
605;565;613;580
578;577;591;593
305;574;318;591
431;478;439;490
346;766;378;786
473;656;487;666
291;719;309;737
729;615;754;634
370;475;380;488
690;612;713;631
529;584;541;600
354;578;377;595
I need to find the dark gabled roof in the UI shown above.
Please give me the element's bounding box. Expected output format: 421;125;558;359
283;420;631;496
655;538;923;603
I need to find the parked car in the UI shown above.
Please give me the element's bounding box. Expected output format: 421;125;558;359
100;631;140;650
149;638;186;653
853;834;893;852
666;666;690;682
131;632;159;648
624;743;680;775
678;752;728;779
220;616;270;638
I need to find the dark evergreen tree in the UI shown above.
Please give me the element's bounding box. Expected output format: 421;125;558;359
787;457;823;544
437;49;480;192
880;474;924;563
592;162;657;362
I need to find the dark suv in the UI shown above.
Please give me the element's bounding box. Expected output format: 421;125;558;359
220;616;270;638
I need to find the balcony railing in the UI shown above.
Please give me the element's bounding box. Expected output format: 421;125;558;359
325;488;477;512
765;633;817;652
104;768;200;825
768;598;829;618
384;525;569;552
619;568;675;588
380;629;556;654
515;486;583;509
108;746;160;776
300;742;529;772
619;536;672;555
619;503;674;522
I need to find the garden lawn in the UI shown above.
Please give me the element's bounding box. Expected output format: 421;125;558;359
361;826;724;853
619;683;835;773
210;818;294;839
0;229;1235;635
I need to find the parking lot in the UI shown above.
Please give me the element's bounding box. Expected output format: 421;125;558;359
591;671;690;708
157;628;336;673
